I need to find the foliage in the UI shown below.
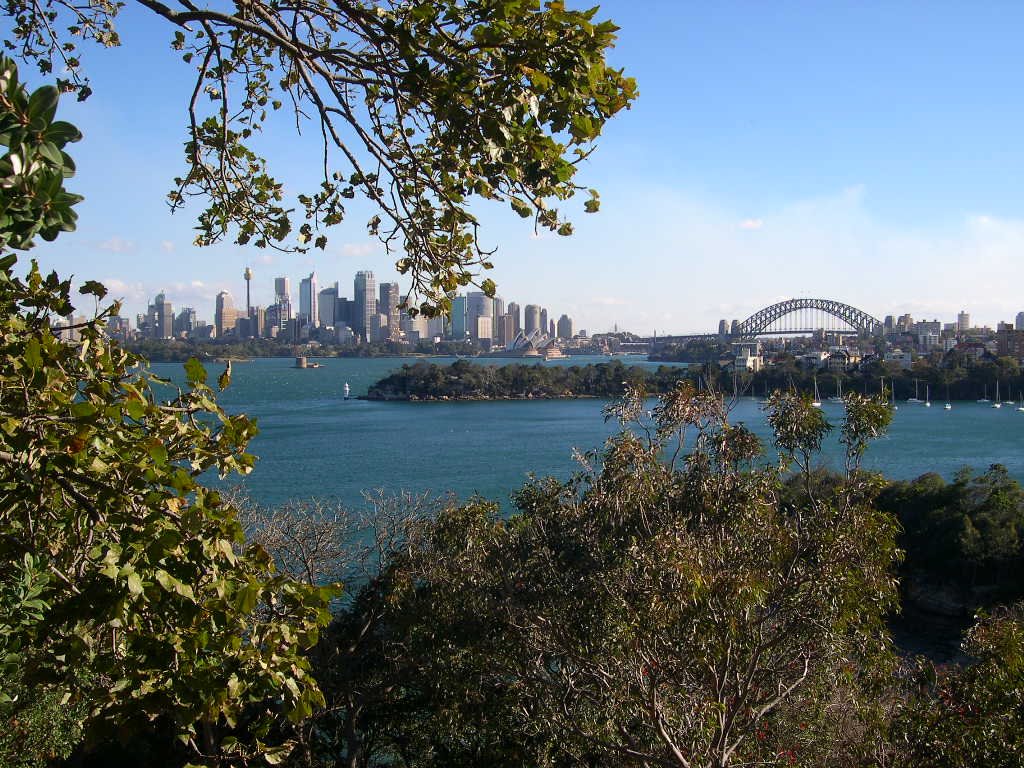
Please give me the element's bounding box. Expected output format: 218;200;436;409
0;60;336;765
4;0;637;314
893;604;1024;768
0;54;81;250
366;358;686;400
0;669;88;768
877;465;1024;596
288;385;900;767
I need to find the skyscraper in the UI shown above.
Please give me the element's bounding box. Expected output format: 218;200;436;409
1017;312;1024;331
539;308;548;337
274;276;290;302
148;292;173;339
274;277;292;321
507;302;521;334
450;294;468;339
318;284;338;327
957;311;970;333
215;291;237;338
524;304;541;336
556;314;574;339
379;282;400;339
299;272;319;328
466;291;494;342
354;270;377;337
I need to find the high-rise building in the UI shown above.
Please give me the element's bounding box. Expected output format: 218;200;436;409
379;282;400;339
215;291;238;338
354;270;377;337
1015;312;1024;331
549;319;555;337
450;294;467;339
718;319;728;338
335;297;353;326
173;306;197;337
492;297;505;324
148;292;173;339
957;310;970;333
524;304;541;336
539;308;548;337
467;291;493;341
318;284;338;327
556;314;574;340
507;302;521;334
496;313;516;347
299;272;319;328
730;319;740;336
274;276;290;303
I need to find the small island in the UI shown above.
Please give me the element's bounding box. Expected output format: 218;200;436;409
363;360;692;401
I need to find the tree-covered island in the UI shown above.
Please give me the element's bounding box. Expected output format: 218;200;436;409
364;359;691;400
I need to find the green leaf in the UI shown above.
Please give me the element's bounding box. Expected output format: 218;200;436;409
184;357;207;386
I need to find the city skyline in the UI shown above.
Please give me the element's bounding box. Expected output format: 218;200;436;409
13;2;1024;331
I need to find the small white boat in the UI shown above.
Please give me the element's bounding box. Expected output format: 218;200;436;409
907;378;923;404
993;382;1002;408
343;382;351;400
1018;393;1024;412
812;376;822;408
924;384;931;407
944;385;952;410
978;384;990;403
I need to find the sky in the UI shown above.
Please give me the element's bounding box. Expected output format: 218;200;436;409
11;1;1024;334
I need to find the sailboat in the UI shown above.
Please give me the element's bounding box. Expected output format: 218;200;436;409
977;384;990;404
829;378;843;403
992;381;1002;408
944;384;952;410
812;376;822;408
1003;385;1014;405
924;384;931;407
343;382;351;400
908;378;923;404
1018;392;1024;412
883;377;897;411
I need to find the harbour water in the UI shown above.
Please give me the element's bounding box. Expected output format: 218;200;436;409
152;356;1024;509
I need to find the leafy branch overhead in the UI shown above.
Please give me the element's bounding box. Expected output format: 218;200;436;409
5;0;637;314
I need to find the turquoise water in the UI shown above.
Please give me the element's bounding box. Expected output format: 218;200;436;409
151;356;1024;508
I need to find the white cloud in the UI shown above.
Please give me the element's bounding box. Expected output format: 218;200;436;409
340;242;378;258
739;218;763;230
160;240;175;253
98;236;135;253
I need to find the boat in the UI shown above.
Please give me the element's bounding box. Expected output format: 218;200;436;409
978;384;990;403
812;376;822;408
944;384;951;410
828;378;843;403
924;384;931;407
993;381;1002;408
908;378;923;404
883;377;897;411
1018;393;1024;412
343;382;350;400
1003;386;1014;405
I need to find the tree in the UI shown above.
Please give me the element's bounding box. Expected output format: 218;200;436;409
4;0;637;314
893;604;1024;768
300;384;900;768
0;57;336;766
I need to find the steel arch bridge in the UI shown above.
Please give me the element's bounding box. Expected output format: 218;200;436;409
735;298;882;338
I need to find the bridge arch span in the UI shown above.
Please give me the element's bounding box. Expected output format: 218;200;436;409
736;298;881;337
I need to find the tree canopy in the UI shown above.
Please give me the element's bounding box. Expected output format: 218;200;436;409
4;0;637;314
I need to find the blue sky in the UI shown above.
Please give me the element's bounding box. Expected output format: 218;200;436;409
13;1;1024;333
